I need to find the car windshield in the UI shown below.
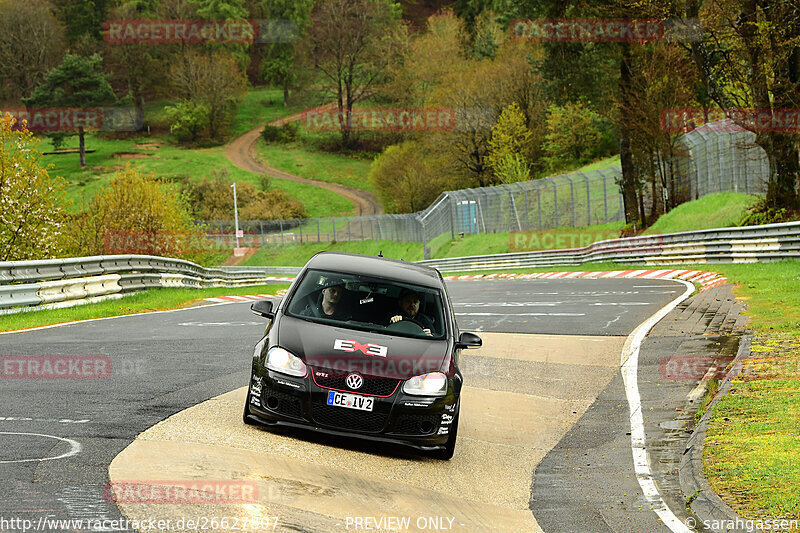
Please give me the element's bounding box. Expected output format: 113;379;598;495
285;269;446;340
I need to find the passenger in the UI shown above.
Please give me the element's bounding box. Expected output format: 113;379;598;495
389;288;434;335
300;276;351;320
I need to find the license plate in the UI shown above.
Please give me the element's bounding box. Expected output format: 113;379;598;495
327;391;374;412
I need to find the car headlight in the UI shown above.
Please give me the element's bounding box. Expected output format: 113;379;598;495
403;372;447;396
266;346;307;377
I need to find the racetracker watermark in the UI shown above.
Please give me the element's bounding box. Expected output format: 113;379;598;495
104;481;258;505
305;354;445;380
660;355;735;381
103;19;298;44
3;107;142;132
301;107;457;132
510;18;702;42
661;108;800;133
509;229;621;252
1;356;111;379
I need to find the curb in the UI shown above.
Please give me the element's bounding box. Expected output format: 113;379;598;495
443;269;727;292
680;334;757;533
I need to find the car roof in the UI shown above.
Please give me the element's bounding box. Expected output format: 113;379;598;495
303;252;443;288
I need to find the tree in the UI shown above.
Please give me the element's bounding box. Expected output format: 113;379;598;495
23;54;119;168
299;0;406;145
369;141;447;213
542;102;605;172
487;102;533;183
0;0;66;101
694;0;800;210
259;0;313;106
0;114;67;261
66;164;198;258
170;49;247;141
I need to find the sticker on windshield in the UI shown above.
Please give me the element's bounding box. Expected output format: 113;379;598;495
334;339;388;358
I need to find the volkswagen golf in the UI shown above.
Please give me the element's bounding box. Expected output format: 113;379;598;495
243;252;482;459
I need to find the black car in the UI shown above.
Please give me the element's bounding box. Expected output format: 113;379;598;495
243;252;482;459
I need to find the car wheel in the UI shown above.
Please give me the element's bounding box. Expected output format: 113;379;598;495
431;402;459;460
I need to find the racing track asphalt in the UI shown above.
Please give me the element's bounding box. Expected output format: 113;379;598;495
0;279;708;532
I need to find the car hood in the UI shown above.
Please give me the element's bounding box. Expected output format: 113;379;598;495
277;316;448;379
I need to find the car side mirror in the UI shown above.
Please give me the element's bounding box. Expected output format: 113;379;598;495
456;332;482;349
250;300;275;320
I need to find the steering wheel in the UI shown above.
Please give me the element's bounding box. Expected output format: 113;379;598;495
386;319;425;334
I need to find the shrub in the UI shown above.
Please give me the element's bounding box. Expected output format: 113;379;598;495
261;122;298;143
165;99;210;143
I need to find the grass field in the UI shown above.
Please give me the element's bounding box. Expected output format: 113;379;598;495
0;283;289;333
39;87;357;217
643;192;759;235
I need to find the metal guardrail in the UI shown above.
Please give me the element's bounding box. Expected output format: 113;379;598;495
2;222;797;311
0;255;297;311
417;221;800;272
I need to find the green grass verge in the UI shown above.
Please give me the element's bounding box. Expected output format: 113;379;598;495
0;284;289;333
643;192;760;235
241;240;422;266
255;137;375;193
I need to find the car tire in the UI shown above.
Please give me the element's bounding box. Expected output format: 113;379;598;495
431;402;459;460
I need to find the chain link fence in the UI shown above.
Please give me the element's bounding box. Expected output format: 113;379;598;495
200;166;625;259
200;119;769;258
672;118;769;203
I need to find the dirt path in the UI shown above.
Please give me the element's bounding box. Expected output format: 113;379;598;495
225;108;382;216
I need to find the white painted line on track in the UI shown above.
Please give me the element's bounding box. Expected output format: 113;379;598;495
0;432;82;464
0;300;248;336
455;312;585;317
620;278;694;533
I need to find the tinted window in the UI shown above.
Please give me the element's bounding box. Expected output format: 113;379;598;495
285;269;446;339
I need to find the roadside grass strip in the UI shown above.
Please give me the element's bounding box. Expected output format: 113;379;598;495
0;284;290;333
701;263;800;524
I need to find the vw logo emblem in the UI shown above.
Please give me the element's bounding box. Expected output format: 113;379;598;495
345;373;363;390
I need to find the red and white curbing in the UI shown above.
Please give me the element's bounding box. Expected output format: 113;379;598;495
443;269;728;292
203;270;728;302
203;289;288;304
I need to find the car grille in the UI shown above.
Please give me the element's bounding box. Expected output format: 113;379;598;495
311;368;400;397
390;414;440;436
310;403;389;433
261;386;303;419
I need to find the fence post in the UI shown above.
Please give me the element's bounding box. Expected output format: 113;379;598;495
537;186;542;230
317;218;321;243
603;172;609;222
564;174;575;227
279;219;284;244
331;217;336;242
580;172;590;226
347;219;351;242
298;219;303;244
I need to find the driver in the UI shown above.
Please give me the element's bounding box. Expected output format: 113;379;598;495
300;276;351;320
388;288;434;336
